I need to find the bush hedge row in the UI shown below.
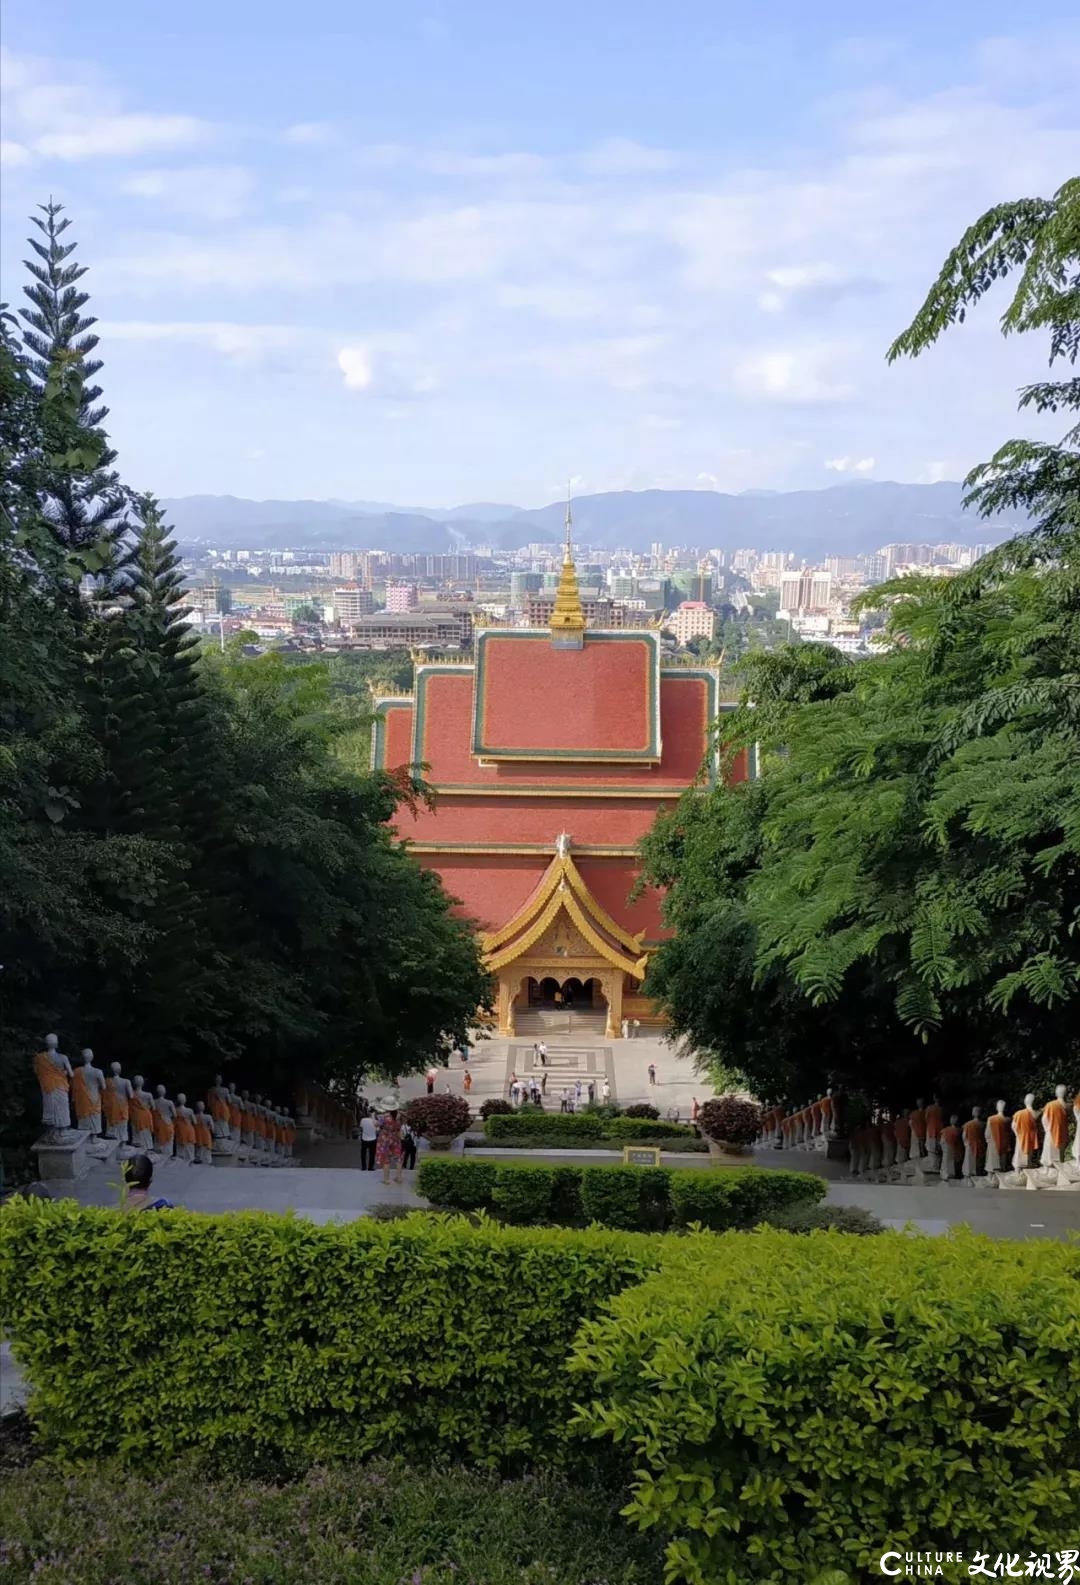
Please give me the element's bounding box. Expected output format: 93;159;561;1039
571;1229;1080;1582
417;1158;825;1230
2;1203;1077;1583
484;1112;697;1142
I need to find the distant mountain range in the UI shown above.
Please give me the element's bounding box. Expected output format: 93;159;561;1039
162;482;1021;559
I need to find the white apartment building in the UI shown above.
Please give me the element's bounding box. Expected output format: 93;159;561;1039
671;601;717;646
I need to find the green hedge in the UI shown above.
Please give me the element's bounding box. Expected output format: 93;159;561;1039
571;1229;1080;1582
418;1158;825;1231
484;1113;697;1143
0;1199;658;1465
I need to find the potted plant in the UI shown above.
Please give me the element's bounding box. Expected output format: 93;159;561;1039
698;1096;761;1158
404;1094;471;1151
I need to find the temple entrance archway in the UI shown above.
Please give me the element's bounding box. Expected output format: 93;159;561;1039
524;975;602;1010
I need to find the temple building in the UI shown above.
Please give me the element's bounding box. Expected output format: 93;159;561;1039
371;506;752;1037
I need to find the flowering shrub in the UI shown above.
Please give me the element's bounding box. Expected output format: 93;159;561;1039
698;1095;760;1146
403;1093;471;1137
623;1103;659;1119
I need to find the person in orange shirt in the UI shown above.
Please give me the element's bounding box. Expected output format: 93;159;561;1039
1011;1094;1040;1172
939;1115;962;1180
961;1108;985;1178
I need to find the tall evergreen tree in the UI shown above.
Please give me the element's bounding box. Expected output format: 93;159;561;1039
18;201;129;562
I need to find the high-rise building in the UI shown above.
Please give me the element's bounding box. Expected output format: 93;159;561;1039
779;569;833;615
509;571;543;609
385;581;418;612
333;586;376;624
671;601;717;646
330;551;359;580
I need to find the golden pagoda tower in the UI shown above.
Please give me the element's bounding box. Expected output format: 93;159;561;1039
550;488;586;649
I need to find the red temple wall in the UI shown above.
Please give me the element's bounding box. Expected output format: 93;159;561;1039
476;634;653;756
394;794;668;848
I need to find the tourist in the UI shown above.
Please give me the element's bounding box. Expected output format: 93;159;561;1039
559;1088;569;1114
121;1154;174;1212
443;1080;453;1095
601;1078;611;1103
509;1075;519;1106
587;1080;595;1104
634;1019;641;1039
400;1120;418;1172
667;1106;680;1124
359;1111;378;1170
376;1107;405;1185
648;1062;657;1086
575;1079;583;1104
691;1097;700;1123
541;1070;548;1095
621;1018;629;1040
425;1067;437;1096
463;1068;473;1094
532;1042;540;1064
538;1041;548;1066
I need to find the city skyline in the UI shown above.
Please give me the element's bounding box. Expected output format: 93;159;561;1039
2;3;1078;505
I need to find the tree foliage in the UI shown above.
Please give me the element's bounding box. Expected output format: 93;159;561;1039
641;178;1080;1108
1;208;490;1171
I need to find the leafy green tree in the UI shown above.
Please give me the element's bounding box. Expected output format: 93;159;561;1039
641;179;1080;1108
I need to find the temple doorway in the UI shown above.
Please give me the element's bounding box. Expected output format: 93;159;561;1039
525;975;603;1010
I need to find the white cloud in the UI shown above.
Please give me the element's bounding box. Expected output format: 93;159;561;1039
640;414;682;431
100;320;300;360
120;165;254;221
580;138;674;176
284;121;335;145
734;349;855;404
1;48;211;162
825;455;876;473
337;345;374;390
0;139;30;166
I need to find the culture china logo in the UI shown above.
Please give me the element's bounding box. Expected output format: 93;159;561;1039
877;1553;1079;1581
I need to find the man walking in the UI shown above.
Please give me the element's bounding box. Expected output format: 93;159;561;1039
359;1111;377;1171
538;1041;548;1067
425;1067;437;1096
648;1062;657;1086
400;1120;418;1171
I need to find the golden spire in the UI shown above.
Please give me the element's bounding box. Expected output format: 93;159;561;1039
550;484;585;641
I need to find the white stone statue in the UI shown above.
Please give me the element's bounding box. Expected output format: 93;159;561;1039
193;1100;213;1163
939;1114;961;1182
129;1075;155;1150
71;1048;107;1133
227;1085;242;1143
173;1092;196;1164
1011;1093;1040;1173
33;1034;74;1133
153;1084;176;1158
104;1062;133;1143
985;1100;1011;1174
240;1089;255;1148
207;1074;232;1141
1073;1088;1080;1165
961;1106;983;1179
1040;1084;1070;1167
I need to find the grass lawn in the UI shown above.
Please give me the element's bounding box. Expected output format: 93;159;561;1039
0;1438;662;1585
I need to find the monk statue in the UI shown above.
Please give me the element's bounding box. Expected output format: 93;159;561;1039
103;1062;133;1144
939;1114;962;1181
985;1100;1012;1174
207;1074;232;1142
880;1113;897;1170
961;1107;985;1179
820;1087;836;1136
1073;1089;1080;1165
893;1108;912;1162
240;1089;255;1149
1040;1084;1069;1167
129;1077;155;1150
908;1098;927;1159
193;1101;214;1164
227;1085;243;1143
71;1048;107;1134
282;1106;295;1157
152;1085;176;1158
1011;1093;1041;1173
173;1093;196;1164
924;1095;944;1164
33;1034;73;1135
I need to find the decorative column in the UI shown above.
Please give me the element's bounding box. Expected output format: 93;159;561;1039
496;975;516;1036
602;973;623;1039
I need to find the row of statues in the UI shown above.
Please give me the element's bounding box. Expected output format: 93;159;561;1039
760;1085;1080;1184
32;1036;296;1163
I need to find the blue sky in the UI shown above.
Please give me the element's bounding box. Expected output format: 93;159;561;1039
2;2;1078;506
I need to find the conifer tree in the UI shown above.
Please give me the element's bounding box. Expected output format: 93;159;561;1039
19;201;128;560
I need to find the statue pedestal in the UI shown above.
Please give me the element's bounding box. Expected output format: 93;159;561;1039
825;1136;849;1161
32;1130;92;1181
212;1144;240;1168
84;1136;120;1168
997;1170;1029;1191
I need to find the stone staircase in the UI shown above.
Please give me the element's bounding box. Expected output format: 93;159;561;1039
513;1007;607;1039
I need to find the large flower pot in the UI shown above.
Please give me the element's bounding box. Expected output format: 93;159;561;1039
706;1136;754;1162
426;1135;455;1151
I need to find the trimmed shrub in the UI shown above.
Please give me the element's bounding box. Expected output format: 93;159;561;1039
486;1112;603;1141
668;1166;826;1230
606;1117;697;1142
403;1093;471;1137
698;1094;761;1146
479;1097;513;1119
549;1165;585;1226
581;1166;667;1230
622;1103;659;1119
0;1198;659;1465
572;1230;1080;1582
416;1156;496;1210
492;1164;554;1225
761;1203;883;1235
